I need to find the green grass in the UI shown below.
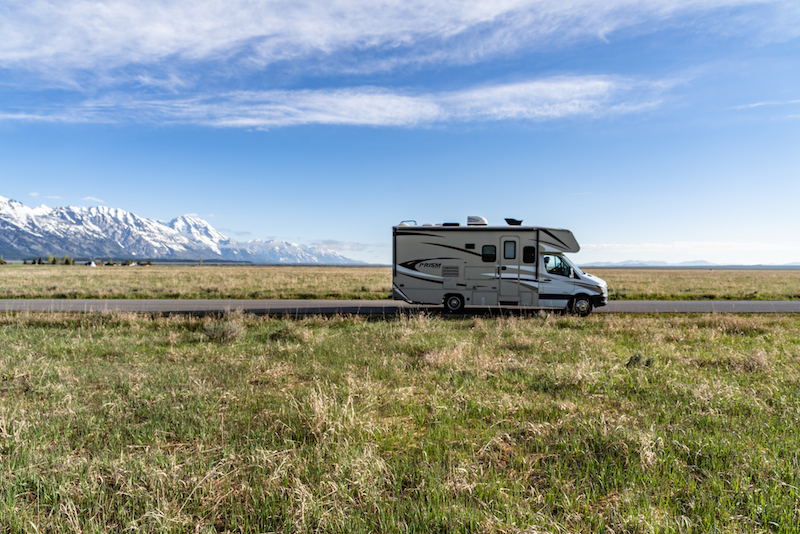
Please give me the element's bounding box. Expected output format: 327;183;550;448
593;268;800;301
2;312;799;532
3;264;800;300
0;265;392;300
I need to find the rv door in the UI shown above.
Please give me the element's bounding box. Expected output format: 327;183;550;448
499;236;520;301
539;253;574;308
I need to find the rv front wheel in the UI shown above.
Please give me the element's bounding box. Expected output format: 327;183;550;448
444;294;465;313
571;296;593;317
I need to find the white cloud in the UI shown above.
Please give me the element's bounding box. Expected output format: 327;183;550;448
82;196;105;203
220;228;251;237
29;192;39;197
311;239;388;252
0;111;102;123
583;241;800;253
733;99;800;109
579;241;800;264
574;241;800;265
3;75;667;127
0;0;794;84
46;195;62;199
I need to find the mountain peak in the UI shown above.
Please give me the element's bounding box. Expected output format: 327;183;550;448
0;196;362;264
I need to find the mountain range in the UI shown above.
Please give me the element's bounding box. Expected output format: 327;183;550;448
0;196;360;264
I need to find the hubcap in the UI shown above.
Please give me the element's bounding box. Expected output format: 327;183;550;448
574;299;590;314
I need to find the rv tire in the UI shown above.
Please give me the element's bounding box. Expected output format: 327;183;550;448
444;294;465;313
570;295;593;317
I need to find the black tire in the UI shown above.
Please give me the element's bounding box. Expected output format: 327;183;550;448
570;295;593;317
443;294;465;313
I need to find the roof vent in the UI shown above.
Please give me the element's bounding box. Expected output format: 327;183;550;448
443;222;460;227
505;218;523;226
467;216;488;226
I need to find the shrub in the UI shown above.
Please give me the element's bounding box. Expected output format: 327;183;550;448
203;318;245;344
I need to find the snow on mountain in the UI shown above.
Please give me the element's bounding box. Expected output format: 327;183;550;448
167;214;238;256
0;196;362;264
238;240;356;264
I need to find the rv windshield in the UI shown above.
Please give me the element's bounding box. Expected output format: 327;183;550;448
562;255;584;276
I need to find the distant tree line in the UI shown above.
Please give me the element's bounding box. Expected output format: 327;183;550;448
14;257;158;266
22;255;76;265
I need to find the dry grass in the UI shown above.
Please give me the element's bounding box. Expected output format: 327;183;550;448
592;267;800;300
2;264;800;301
0;264;392;300
1;311;800;531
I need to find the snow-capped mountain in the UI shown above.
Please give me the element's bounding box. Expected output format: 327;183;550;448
0;196;361;264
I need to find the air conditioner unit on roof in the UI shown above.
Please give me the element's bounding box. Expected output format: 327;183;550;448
467;216;488;226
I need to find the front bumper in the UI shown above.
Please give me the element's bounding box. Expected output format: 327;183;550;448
591;294;608;308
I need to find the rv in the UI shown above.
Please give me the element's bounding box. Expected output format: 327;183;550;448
392;216;608;315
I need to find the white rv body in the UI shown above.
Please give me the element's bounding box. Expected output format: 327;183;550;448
392;217;608;315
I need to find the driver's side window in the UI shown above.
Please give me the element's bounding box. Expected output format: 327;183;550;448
543;255;568;277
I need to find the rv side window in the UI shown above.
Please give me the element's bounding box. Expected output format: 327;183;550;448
503;241;516;260
523;246;536;263
481;245;496;262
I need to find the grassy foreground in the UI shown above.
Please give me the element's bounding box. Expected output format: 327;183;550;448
1;312;799;532
2;264;800;301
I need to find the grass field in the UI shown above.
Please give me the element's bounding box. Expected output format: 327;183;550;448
2;311;799;532
2;264;800;301
0;265;392;300
592;268;800;301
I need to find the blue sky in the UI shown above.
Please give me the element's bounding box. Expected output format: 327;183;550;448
1;0;799;264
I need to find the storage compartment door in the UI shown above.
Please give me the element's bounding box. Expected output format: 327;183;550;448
499;237;520;299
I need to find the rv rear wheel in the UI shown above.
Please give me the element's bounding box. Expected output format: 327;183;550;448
444;294;465;313
570;296;592;317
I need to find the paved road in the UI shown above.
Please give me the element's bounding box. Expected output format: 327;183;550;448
1;299;799;315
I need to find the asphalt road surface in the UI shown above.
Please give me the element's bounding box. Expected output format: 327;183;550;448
1;299;799;315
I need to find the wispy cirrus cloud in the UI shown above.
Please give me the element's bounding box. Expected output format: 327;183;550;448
732;99;800;109
580;240;800;264
583;241;800;254
0;0;795;86
311;239;387;252
220;228;252;237
2;75;670;127
82;196;105;203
